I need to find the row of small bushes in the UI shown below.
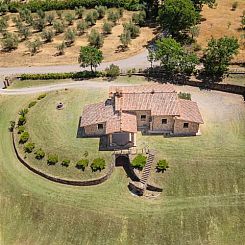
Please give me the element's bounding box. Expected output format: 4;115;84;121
5;0;143;13
19;65;122;80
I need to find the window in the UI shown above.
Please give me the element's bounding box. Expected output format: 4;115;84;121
162;118;167;124
141;115;146;121
98;124;104;130
183;123;189;128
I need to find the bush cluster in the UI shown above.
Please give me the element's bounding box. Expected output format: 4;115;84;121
35;148;45;159
47;154;58;165
24;142;35;153
131;154;147;170
76;159;89;171
19;131;29;144
178;92;191;100
91;158;106;172
156;159;169;172
20;71;104;80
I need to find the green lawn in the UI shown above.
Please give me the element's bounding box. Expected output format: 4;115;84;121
8;76;148;89
1;84;245;244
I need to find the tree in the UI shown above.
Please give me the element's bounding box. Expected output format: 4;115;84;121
65;12;75;26
203;36;239;77
78;46;103;71
190;25;200;40
120;30;131;49
85;12;96;26
56;41;66;55
53;20;65;34
102;21;112;34
1;32;19;51
154;37;199;75
47;154;58;165
46;12;55;25
64;28;76;46
158;0;199;36
131;154;147;170
91;158;106;172
41;29;54;43
95;6;107;19
107;10;120;25
76;159;89;171
0;3;8;16
56;10;63;20
76;20;88;35
92;10;99;21
88;29;104;48
132;10;146;27
32;18;46;32
18;8;33;25
75;6;85;19
105;64;120;79
156;159;169;172
26;38;42;55
37;9;45;19
18;25;31;40
123;21;140;39
0;16;8;33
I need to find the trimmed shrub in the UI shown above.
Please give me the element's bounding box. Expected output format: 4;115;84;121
85;11;96;26
24;142;35;153
26;38;42;56
28;101;37;108
75;6;85;19
120;30;131;49
92;10;99;20
132;10;146;26
41;29;55;43
47;154;58;165
19;108;28;116
9;120;15;132
32;18;46;32
37;94;46;100
19;131;29;144
131;154;147;170
95;6;107;19
76;159;89;171
123;21;140;39
105;64;120;78
46;12;55;25
18;125;25;134
18;115;26;126
178;92;191;100
35;148;45;159
61;159;70;167
20;71;103;80
107;10;120;25
18;25;31;40
76;20;88;35
91;158;106;172
156;159;169;172
56;41;66;55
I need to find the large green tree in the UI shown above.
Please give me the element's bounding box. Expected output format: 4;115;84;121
153;37;199;75
203;36;239;77
158;0;199;36
78;46;103;72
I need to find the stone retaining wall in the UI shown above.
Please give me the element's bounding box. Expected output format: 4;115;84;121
12;132;115;186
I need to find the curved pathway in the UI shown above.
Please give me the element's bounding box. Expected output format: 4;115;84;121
0;50;150;76
0;80;134;95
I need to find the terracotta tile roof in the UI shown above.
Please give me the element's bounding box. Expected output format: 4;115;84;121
80;102;114;127
115;92;180;116
109;84;176;95
177;99;204;124
106;113;137;134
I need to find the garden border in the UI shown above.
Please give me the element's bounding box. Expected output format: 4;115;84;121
12;131;115;186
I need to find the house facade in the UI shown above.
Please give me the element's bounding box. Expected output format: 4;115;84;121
80;84;203;149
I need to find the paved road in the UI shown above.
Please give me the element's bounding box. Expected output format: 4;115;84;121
0;50;150;76
0;80;135;95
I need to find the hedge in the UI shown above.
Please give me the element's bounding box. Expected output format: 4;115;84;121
20;71;104;80
7;0;143;13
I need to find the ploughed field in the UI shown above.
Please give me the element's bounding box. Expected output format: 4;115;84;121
1;79;245;244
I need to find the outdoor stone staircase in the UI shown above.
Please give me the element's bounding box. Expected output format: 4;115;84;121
140;151;155;189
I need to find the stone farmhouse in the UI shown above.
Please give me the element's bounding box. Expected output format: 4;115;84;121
80;84;203;149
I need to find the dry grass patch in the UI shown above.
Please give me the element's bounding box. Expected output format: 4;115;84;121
197;0;245;62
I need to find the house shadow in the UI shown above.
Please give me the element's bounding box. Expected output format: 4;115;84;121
76;117;84;138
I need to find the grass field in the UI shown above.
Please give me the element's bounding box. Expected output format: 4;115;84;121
1;79;245;244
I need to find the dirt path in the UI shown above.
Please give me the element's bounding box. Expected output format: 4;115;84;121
0;49;151;77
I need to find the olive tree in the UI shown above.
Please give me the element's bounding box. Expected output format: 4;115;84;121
1;32;19;51
88;29;104;48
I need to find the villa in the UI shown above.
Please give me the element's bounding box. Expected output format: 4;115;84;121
80;84;203;149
